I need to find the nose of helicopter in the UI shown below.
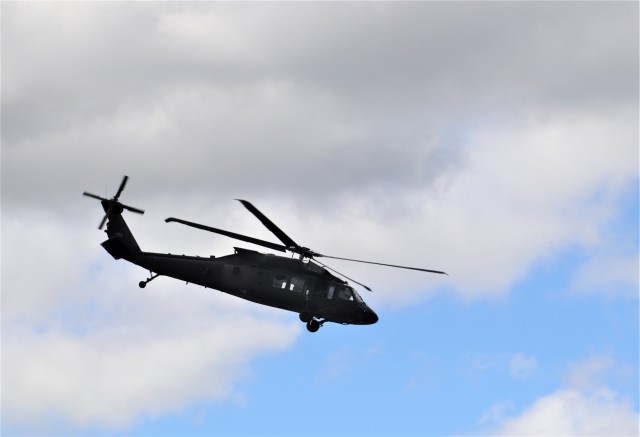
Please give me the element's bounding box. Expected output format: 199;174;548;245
363;307;379;325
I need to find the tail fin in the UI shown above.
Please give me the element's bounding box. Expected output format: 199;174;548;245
101;200;141;259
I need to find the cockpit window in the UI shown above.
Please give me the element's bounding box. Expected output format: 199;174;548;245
352;288;364;303
337;285;354;301
337;285;362;302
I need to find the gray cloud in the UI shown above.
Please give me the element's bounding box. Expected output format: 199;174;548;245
3;2;636;204
3;0;637;306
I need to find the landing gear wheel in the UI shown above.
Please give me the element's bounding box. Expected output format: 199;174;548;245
139;272;159;289
306;319;320;333
299;311;312;323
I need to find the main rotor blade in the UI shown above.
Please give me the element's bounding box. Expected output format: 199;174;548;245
165;217;287;253
83;192;108;201
236;200;299;250
317;255;447;275
114;175;129;200
314;259;372;292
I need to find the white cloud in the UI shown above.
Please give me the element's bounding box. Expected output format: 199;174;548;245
463;352;538;381
2;277;300;432
3;317;298;430
486;356;639;436
478;402;515;427
493;389;638;437
419;112;637;298
565;356;616;391
338;110;637;303
509;354;539;380
2;211;300;431
315;344;381;385
570;246;639;298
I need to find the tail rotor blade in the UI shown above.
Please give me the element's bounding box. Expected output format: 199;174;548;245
98;214;109;230
85;176;143;229
114;175;129;200
122;204;145;215
83;192;108;201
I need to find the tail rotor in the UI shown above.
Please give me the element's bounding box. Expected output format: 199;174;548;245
83;175;145;229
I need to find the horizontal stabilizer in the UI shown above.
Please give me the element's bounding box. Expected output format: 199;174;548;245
101;237;128;260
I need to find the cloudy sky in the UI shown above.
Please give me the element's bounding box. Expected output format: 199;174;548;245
2;2;638;436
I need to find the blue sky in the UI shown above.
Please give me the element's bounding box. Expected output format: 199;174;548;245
112;189;639;437
2;2;638;436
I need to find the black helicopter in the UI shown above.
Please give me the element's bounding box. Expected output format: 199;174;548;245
84;176;446;332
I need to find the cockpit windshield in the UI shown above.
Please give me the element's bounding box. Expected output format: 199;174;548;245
337;285;363;303
352;288;364;303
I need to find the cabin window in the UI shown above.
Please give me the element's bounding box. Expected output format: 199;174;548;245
289;276;305;292
273;273;288;289
304;280;316;296
314;283;335;299
327;285;335;299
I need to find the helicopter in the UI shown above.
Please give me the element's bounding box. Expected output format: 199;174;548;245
84;176;446;332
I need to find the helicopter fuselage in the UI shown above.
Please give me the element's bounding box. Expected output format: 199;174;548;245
125;247;377;326
101;211;377;328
